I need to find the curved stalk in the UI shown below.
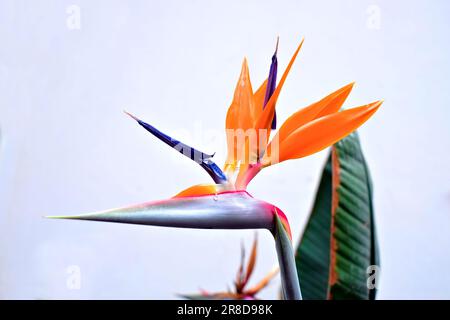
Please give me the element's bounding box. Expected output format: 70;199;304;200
273;212;302;300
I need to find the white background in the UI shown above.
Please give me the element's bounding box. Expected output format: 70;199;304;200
0;0;449;299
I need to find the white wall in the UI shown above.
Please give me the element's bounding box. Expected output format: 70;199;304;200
0;0;449;299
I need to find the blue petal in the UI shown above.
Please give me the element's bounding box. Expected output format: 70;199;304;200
125;111;227;183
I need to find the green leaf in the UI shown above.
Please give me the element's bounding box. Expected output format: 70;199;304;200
295;132;380;300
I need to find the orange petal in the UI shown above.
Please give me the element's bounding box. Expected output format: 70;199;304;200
226;80;268;173
226;58;255;131
173;184;220;198
225;58;255;166
273;82;354;144
264;100;382;165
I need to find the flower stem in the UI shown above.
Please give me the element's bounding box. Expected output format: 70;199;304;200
273;213;302;300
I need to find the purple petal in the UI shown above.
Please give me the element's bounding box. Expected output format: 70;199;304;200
263;39;278;129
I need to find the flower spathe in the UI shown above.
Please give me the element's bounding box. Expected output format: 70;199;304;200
50;190;291;237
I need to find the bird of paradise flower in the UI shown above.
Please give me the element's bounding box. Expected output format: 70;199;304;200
48;38;382;300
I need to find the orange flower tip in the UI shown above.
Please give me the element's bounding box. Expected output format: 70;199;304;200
299;37;305;47
359;100;383;118
336;82;355;98
237;57;250;81
347;81;356;89
123;110;139;121
290;37;305;63
242;57;248;67
330;82;355;100
370;99;384;110
294;38;305;59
